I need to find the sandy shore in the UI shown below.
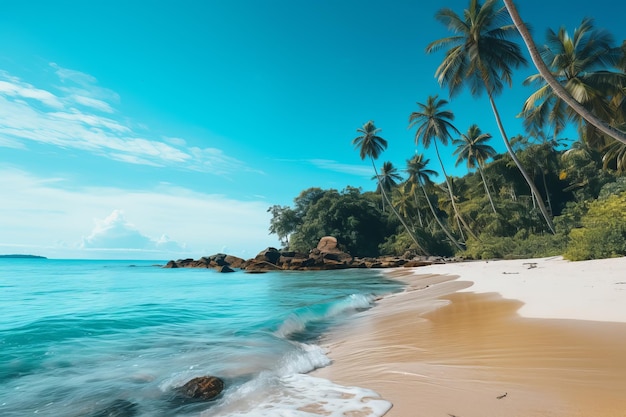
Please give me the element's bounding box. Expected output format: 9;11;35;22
312;256;626;417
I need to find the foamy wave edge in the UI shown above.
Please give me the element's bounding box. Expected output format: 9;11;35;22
275;293;375;339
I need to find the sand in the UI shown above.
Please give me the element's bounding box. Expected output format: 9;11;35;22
312;256;626;417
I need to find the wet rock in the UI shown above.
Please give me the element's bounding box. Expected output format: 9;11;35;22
244;260;283;273
179;376;224;401
255;247;281;265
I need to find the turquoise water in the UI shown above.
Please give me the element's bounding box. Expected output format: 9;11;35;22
0;259;401;416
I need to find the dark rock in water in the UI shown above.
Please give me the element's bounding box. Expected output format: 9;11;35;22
164;260;178;268
219;265;235;273
87;399;138;417
255;247;281;265
179;376;224;400
244;260;283;273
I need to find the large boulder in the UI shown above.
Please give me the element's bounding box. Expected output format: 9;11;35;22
244;260;283;273
224;254;246;268
178;376;224;401
317;236;339;252
254;247;281;265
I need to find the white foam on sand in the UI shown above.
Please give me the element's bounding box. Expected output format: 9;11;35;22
415;256;626;323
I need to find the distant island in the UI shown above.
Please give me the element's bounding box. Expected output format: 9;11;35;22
0;254;47;259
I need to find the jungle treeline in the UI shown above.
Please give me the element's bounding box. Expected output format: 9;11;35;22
268;1;626;261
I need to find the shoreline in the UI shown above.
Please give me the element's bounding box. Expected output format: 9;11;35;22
312;256;626;417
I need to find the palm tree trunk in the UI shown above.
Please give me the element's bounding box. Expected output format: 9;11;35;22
371;158;429;255
487;93;557;234
477;164;498;215
542;171;553;215
503;0;626;146
433;141;479;241
419;181;465;252
412;191;425;228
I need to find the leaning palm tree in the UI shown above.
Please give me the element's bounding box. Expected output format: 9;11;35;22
352;121;428;255
503;0;626;146
373;161;403;212
426;0;556;234
453;124;498;214
406;153;464;251
408;95;477;241
519;18;626;149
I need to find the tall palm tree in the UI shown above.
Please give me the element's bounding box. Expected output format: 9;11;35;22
519;18;626;148
503;0;626;146
408;95;477;241
426;0;556;234
373;161;403;212
406;154;464;251
452;124;498;214
352;121;428;255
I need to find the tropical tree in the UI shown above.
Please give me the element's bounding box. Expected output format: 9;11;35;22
408;95;476;240
453;124;498;214
519;18;625;145
426;0;556;234
406;153;464;251
373;161;402;212
352;121;428;255
503;0;626;146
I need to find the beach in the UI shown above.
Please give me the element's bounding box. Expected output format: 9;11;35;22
312;256;626;417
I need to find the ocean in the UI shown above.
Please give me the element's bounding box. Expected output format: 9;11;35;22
0;258;402;416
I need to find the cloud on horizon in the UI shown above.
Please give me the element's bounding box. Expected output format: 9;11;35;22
81;209;187;252
0;167;278;259
0;65;249;176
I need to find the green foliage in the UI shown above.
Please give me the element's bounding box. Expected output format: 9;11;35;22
279;187;396;257
563;191;626;261
464;233;567;260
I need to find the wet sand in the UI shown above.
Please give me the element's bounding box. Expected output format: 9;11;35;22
313;258;626;417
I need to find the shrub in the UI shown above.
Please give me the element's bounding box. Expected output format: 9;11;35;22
563;191;626;261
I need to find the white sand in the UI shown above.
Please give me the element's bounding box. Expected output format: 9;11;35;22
313;255;626;417
416;255;626;323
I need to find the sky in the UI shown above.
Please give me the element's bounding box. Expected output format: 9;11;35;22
1;0;624;260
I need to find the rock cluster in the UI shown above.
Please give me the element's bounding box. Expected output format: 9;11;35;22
164;236;442;273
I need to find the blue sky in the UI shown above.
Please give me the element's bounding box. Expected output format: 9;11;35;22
1;0;624;259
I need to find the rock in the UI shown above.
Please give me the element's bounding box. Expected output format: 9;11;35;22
244;260;283;273
164;260;178;268
224;255;246;268
255;247;281;265
219;265;235;273
179;376;224;401
317;236;339;252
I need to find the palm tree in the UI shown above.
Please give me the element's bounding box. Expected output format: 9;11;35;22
426;0;556;234
373;161;402;212
519;18;626;148
352;121;428;255
406;153;464;251
408;95;477;241
453;124;498;214
503;0;626;146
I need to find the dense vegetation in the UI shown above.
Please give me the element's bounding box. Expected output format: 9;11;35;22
269;0;626;261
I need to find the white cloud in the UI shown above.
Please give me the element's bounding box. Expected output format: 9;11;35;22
71;95;115;113
81;209;186;252
0;66;248;176
0;168;278;259
308;159;372;177
0;79;63;109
